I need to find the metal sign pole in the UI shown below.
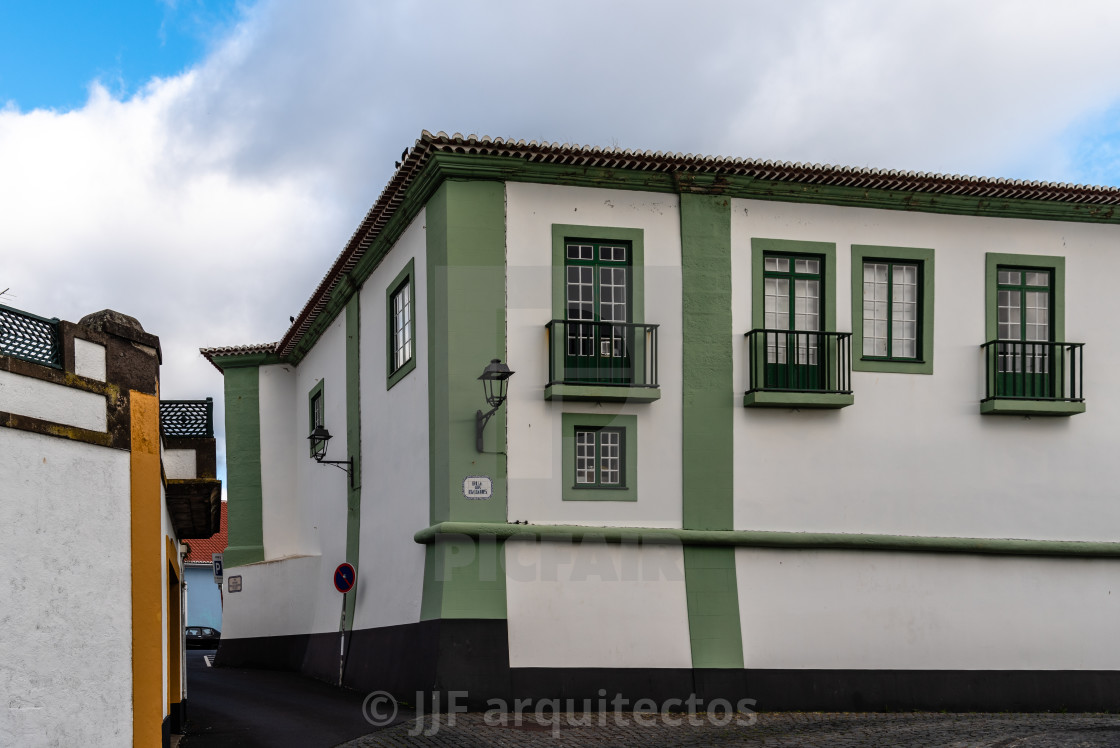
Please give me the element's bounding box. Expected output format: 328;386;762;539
338;593;346;687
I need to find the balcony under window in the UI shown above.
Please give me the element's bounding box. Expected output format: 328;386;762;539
980;340;1085;416
743;329;854;408
544;319;660;402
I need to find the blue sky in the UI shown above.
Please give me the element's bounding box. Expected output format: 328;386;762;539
0;0;240;111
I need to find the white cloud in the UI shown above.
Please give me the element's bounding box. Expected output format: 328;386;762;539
4;0;1120;475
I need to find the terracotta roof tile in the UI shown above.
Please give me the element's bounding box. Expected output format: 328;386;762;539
199;342;279;372
185;502;227;563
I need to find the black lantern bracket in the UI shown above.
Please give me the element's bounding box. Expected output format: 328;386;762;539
476;358;514;452
307;425;355;488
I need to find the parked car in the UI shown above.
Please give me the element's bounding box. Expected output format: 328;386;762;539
186;626;221;649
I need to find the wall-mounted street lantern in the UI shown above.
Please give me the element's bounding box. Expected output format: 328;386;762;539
307;425;354;487
476;358;515;452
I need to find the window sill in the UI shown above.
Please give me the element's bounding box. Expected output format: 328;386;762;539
743;391;854;409
386;357;416;390
562;487;637;502
854;358;933;375
980;399;1085;417
545;383;660;403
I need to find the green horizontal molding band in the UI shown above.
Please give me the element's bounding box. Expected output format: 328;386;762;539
413;522;1120;558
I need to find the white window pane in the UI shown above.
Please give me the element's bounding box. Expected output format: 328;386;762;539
1026;272;1048;287
575;431;595;484
765;257;789;273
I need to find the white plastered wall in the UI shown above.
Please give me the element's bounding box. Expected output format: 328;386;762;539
506;540;692;668
218;554;322;638
226;316;351;640
731;199;1120;541
0;370;106;432
353;210;430;630
258;362;300;555
73;338;106;381
736;548;1120;669
505;182;684;527
0;429;132;747
163;448;197;479
290;315;351;634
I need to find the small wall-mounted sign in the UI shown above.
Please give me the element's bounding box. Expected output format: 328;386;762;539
228;575;242;593
463;475;493;500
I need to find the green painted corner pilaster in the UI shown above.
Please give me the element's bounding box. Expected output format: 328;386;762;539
422;179;509;620
684;546;745;668
679;193;743;669
680;193;734;531
344;295;362;627
223;366;264;567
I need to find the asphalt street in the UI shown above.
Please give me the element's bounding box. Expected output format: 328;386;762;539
183;651;1120;747
182;650;400;748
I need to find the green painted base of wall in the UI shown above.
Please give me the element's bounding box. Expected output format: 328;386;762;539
544;383;661;403
980;399;1085;416
684;546;744;669
420;538;508;621
743;391;854;409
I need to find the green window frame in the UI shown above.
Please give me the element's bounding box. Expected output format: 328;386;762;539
385;257;416;389
574;426;625;488
552;225;644;324
308;379;325;457
851;245;935;375
751;238;836;331
561;412;637;501
985;253;1065;345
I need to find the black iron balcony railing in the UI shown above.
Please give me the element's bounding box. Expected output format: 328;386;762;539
160;398;215;438
744;329;853;395
545;319;659;388
0;303;62;368
981;340;1084;403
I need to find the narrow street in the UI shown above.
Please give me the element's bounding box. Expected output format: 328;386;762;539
182;650;401;748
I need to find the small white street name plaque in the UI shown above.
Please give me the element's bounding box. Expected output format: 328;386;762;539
463;475;493;500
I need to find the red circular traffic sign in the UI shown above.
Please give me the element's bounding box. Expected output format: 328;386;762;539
333;562;356;593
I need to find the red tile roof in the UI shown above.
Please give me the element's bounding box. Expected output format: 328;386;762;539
185;502;227;563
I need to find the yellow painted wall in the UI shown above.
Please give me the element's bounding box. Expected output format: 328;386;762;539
131;391;163;746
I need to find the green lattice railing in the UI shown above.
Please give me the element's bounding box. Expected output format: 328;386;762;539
0;303;62;368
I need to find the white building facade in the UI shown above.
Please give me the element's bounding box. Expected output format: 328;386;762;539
205;132;1120;710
